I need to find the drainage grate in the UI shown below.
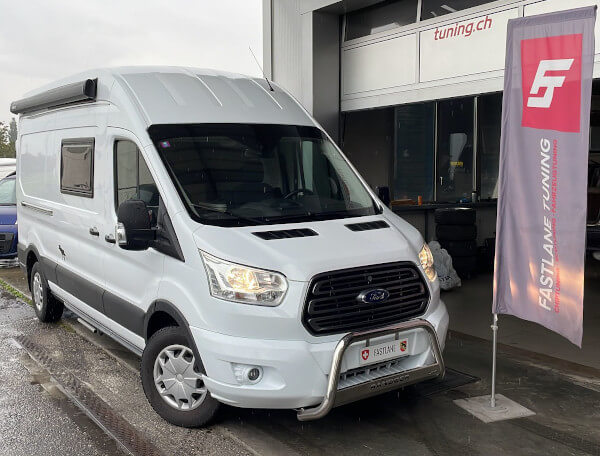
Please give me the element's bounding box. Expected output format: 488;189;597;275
14;335;164;456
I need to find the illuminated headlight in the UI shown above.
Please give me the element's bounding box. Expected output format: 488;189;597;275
200;251;288;306
418;244;437;282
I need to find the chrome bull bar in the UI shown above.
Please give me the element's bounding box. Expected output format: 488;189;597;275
297;319;445;421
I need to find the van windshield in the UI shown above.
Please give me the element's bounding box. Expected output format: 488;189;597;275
148;124;380;226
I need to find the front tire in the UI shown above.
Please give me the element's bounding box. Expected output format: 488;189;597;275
30;262;64;323
141;326;220;427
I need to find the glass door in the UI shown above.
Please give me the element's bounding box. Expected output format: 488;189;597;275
436;97;474;202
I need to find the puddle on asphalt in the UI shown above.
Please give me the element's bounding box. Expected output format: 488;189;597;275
18;352;127;454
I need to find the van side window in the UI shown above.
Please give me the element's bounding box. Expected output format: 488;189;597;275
60;138;94;198
115;140;159;224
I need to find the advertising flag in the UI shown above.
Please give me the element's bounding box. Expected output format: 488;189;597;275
493;7;596;346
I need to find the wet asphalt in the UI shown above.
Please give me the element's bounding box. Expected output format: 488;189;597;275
0;293;125;456
0;269;599;456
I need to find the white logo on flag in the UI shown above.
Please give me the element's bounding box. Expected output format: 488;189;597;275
527;59;574;108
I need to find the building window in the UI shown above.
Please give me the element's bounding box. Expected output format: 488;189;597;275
394;102;435;202
420;0;494;20
60;138;94;198
436;97;474;202
477;93;502;200
345;0;419;41
342;108;394;192
115;140;159;223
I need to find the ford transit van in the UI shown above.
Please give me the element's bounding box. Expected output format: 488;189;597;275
12;67;448;427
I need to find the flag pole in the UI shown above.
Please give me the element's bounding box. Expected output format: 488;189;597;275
490;313;498;408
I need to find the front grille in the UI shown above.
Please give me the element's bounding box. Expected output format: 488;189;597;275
0;232;14;254
303;262;429;335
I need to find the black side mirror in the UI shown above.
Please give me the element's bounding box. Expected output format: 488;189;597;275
376;186;391;207
116;200;155;250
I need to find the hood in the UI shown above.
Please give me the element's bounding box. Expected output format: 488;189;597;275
0;206;17;225
193;215;422;282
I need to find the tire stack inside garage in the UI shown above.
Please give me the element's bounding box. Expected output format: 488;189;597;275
435;208;477;279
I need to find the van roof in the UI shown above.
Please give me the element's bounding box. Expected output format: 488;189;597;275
16;66;315;127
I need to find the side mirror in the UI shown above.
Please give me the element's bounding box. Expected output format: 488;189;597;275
376;186;391;207
116;200;155;250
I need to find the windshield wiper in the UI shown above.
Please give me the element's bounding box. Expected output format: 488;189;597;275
264;210;371;223
192;203;264;226
262;212;317;223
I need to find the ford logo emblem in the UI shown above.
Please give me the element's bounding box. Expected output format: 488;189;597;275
357;288;390;304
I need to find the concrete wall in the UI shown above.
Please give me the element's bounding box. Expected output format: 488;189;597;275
265;0;341;142
270;0;304;102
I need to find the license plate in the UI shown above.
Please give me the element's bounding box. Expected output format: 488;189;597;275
359;339;408;366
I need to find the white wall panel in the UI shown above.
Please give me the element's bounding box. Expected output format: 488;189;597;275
420;8;519;83
272;0;303;101
524;0;600;53
342;34;417;95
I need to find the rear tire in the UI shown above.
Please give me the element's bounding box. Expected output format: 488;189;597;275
30;262;64;323
434;208;476;225
141;326;220;428
439;240;477;257
452;255;478;279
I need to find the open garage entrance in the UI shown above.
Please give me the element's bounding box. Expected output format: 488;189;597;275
338;79;600;373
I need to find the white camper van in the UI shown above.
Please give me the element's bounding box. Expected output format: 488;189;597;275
12;67;448;427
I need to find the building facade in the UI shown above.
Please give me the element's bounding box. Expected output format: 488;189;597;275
263;0;600;242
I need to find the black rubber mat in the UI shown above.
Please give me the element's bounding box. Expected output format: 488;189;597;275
411;367;479;397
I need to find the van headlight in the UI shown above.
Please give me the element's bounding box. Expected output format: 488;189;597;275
418;244;437;282
200;251;288;306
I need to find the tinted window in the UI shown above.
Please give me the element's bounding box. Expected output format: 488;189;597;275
148;124;379;227
421;0;493;20
0;177;16;205
61;138;94;197
394;102;435;202
478;93;502;200
115;140;159;223
346;0;418;41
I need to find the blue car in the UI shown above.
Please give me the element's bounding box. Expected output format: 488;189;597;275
0;174;18;266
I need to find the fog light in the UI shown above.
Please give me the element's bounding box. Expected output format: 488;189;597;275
232;363;263;385
247;368;260;381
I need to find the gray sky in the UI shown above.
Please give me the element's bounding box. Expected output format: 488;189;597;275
0;0;263;125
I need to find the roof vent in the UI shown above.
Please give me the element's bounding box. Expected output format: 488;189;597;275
345;220;390;232
252;228;318;240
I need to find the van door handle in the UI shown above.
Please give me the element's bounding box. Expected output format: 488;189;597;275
89;227;100;237
105;234;116;244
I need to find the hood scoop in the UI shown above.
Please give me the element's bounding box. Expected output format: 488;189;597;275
253;228;318;240
345;220;390;232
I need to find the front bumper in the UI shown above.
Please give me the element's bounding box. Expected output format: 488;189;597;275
0;257;18;268
190;299;448;415
297;319;444;421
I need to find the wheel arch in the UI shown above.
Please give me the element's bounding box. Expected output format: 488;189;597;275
144;300;205;372
22;243;42;290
